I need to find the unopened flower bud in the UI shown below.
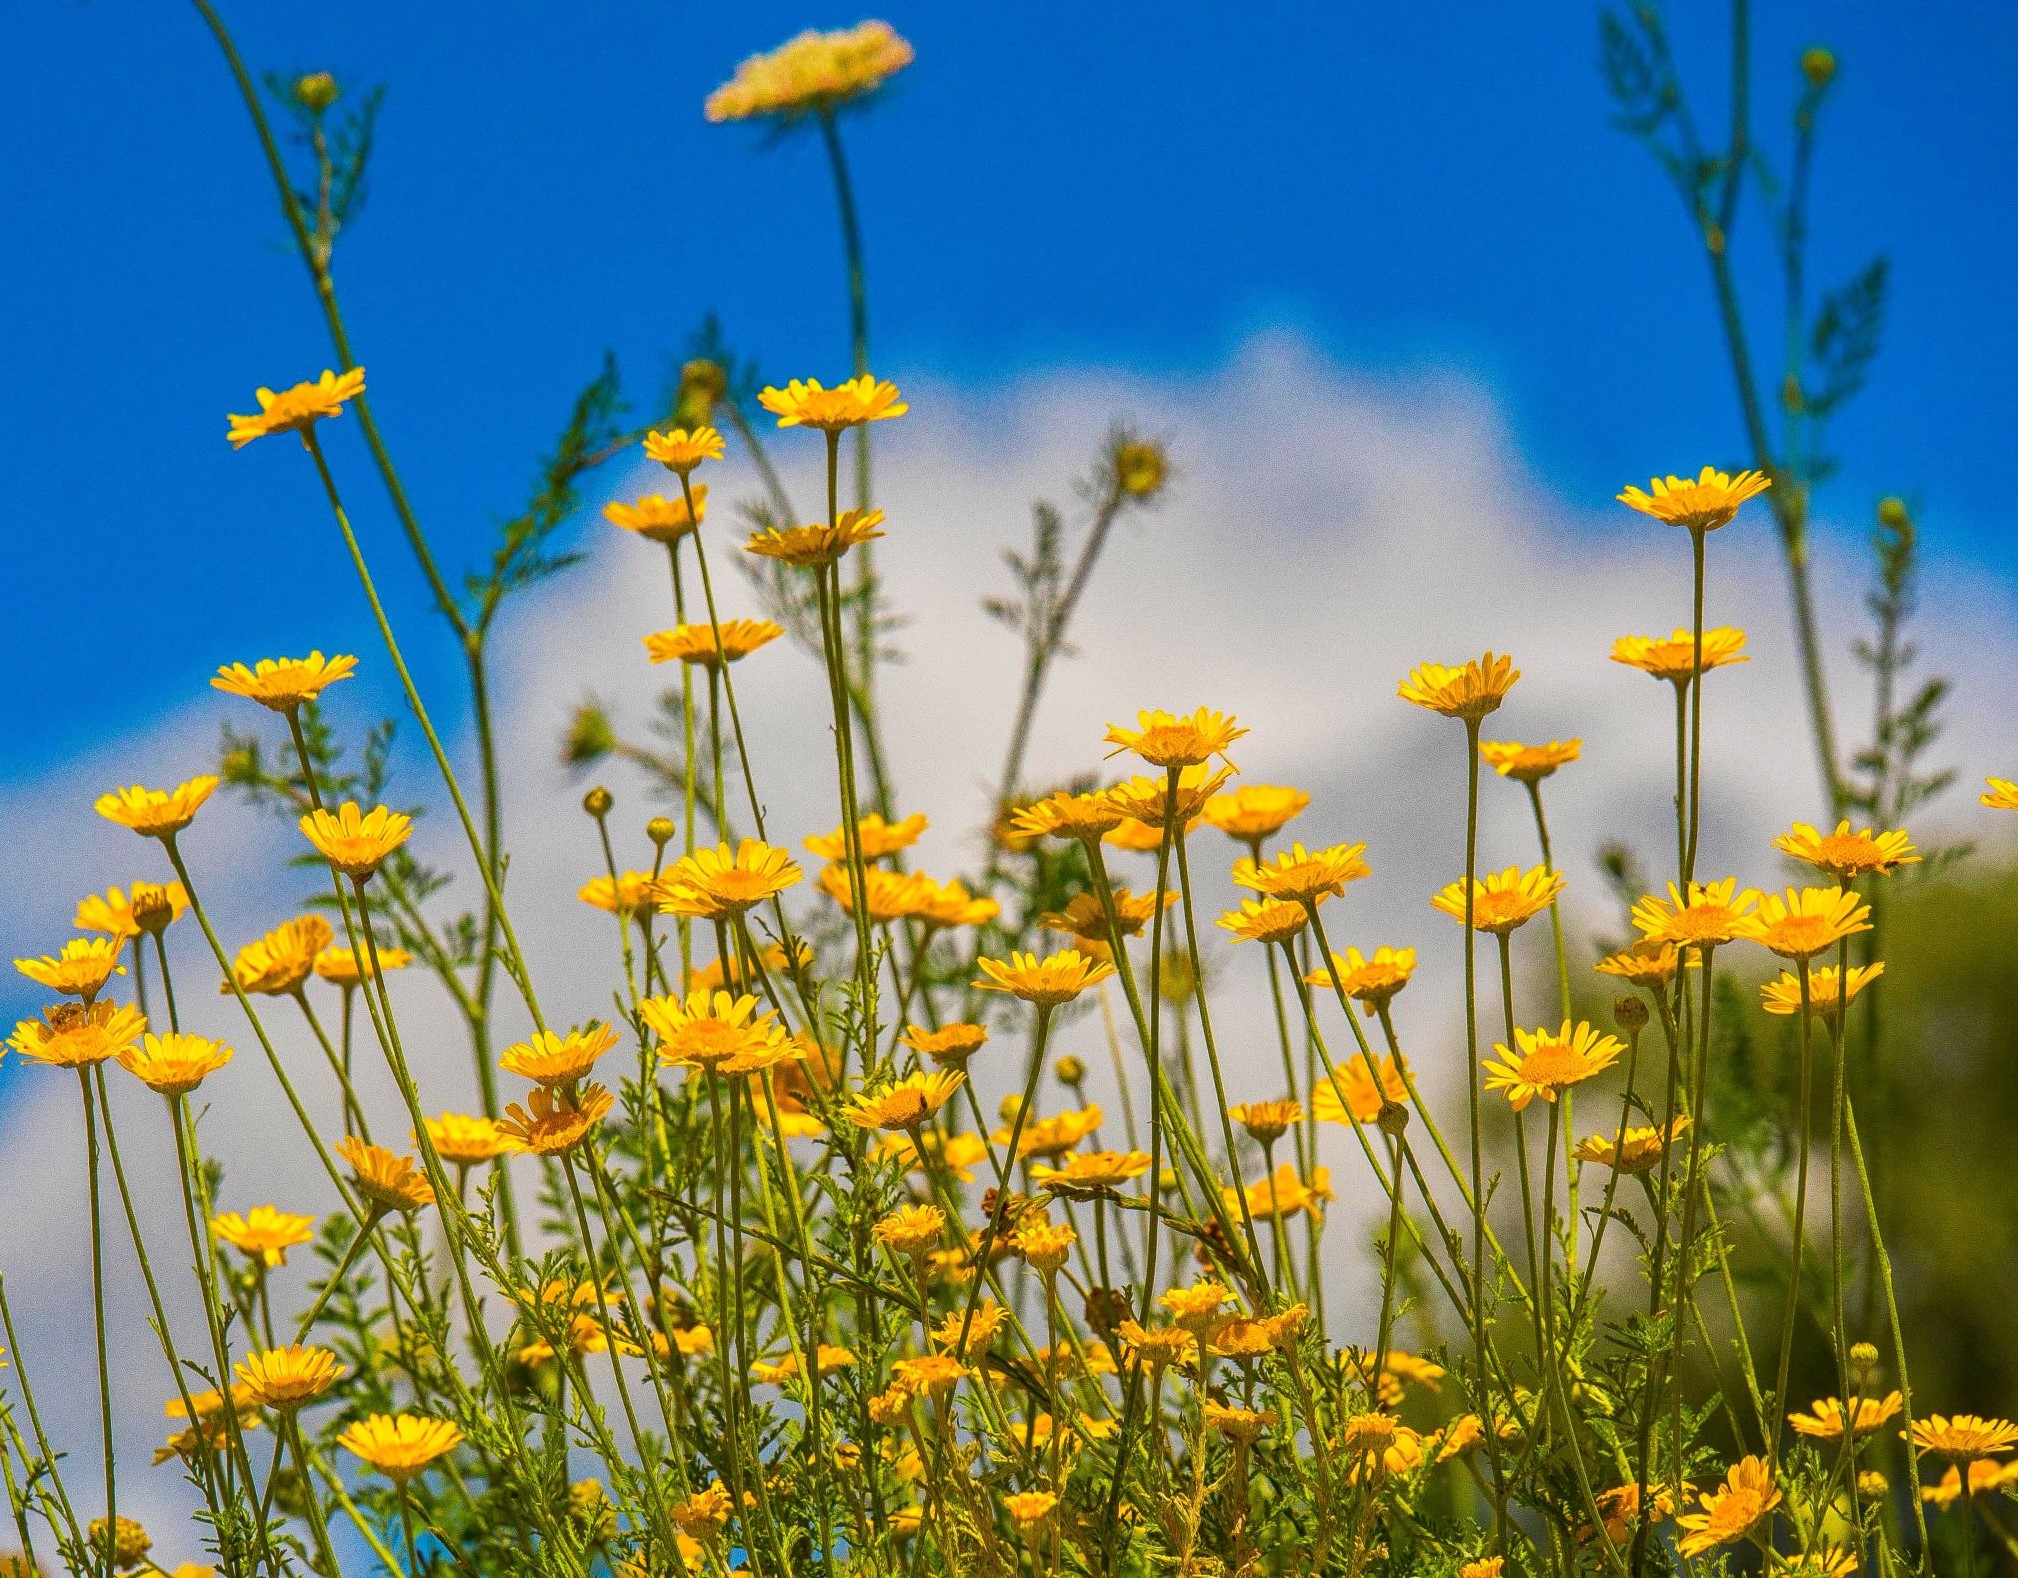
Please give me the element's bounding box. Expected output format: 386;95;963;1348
88;1518;151;1571
582;786;614;819
646;816;677;848
295;72;341;112
1113;439;1169;500
1054;1054;1086;1088
1850;1340;1880;1381
1801;47;1836;88
1613;995;1650;1032
675;359;728;428
131;883;177;936
1877;497;1909;529
998;1093;1025;1125
1377;1100;1410;1137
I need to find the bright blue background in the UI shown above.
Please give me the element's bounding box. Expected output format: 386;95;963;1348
2;1;2012;775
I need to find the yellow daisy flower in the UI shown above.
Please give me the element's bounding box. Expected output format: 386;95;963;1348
743;508;887;568
757;375;908;431
210;1206;316;1268
1480;738;1581;783
1202;784;1310;841
1924;1461;2018;1510
95;776;220;838
643;619;783;666
639;990;795;1077
336;1413;462;1484
1104;765;1233;827
224;916;334;997
899;1022;988;1066
1229;1162;1332;1223
299;802;413;880
995;1104;1103;1162
817;862;931;923
1484;1021;1624;1111
334;1136;436;1214
423;1113;521;1167
75;882;189;942
1675;1455;1780;1556
1103;707;1247;769
640;426;725;473
9;1001;147;1068
1788;1392;1903;1443
668;1482;733;1540
706;22;913;122
1432;865;1565;934
1215;898;1309;945
1305;946;1417;1013
872;1204;946;1257
907;875;999;929
1009;790;1125;842
227;368;366;448
499;1023;620;1087
235;1346;345;1412
575;872;655;918
1039;888;1170;947
1229;1099;1302;1144
499;1083;615;1156
1759;962;1884;1021
1573;1117;1688;1174
1312;1054;1411;1126
1772;820;1919;882
1398;652;1519;720
1610;627;1749;682
15;937;126;999
210;652;358;712
842;1070;965;1131
1617;465;1771;532
1232;840;1369;906
804;811;929;862
1031;1149;1152;1197
118;1032;233;1097
311;944;413;986
1740;886;1872;960
1003;1490;1058;1530
1983;777;2018;812
654;839;803;918
1594;939;1683;988
972;948;1116;1005
604;487;706;543
1910;1414;2018;1461
1630;878;1762;949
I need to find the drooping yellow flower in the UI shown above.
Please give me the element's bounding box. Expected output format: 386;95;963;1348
706;21;913;121
654;839;803;917
1104;707;1248;770
95;777;220;838
575;873;655;920
995;1105;1103;1163
1229;1163;1332;1223
643;619;783;666
1759;963;1884;1021
641;426;725;474
1631;878;1762;949
1305;946;1417;1014
1484;1021;1624;1111
210;652;358;712
751;1345;858;1385
235;1346;345;1411
1204;1401;1278;1445
907;876;999;929
1610;627;1750;682
818;862;931;922
1480;738;1581;783
211;1206;316;1268
75;882;189;941
1039;888;1171;950
1104;765;1233;828
604;487;706;544
1983;778;2018;812
1337;1411;1424;1478
1202;784;1310;841
1788;1392;1903;1443
1312;1054;1411;1126
1432;865;1565;934
899;1021;988;1067
1003;1490;1058;1530
10;1001;147;1069
973;948;1116;1005
423;1113;522;1167
334;1136;436;1214
1229;1099;1302;1144
299;802;414;880
1009;790;1125;842
1573;1117;1688;1174
336;1412;462;1484
805;811;929;863
758;376;908;432
872;1204;946;1257
118;1032;233;1097
1398;653;1519;720
1594;939;1683;988
1031;1149;1152;1197
743;508;887;568
1618;466;1771;532
1118;1319;1198;1368
499;1084;615;1156
1772;820;1920;883
668;1482;734;1541
1233;841;1370;906
640;991;796;1077
1675;1455;1780;1556
227;368;367;448
499;1023;621;1087
1215;898;1309;945
1740;886;1872;960
223;916;334;997
1910;1414;2018;1461
311;944;412;987
14;938;126;999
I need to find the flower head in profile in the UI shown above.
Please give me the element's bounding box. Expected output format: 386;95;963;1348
312;944;412;987
1031;1149;1152;1198
1676;1455;1780;1556
1631;878;1762;949
423;1113;521;1167
499;1084;615;1156
995;1104;1103;1162
641;426;725;474
805;811;929;863
1233;841;1370;906
337;1413;462;1484
95;777;220;839
1201;783;1309;842
1740;886;1872;960
908;875;1000;929
1215;898;1309;945
1480;738;1581;784
235;1346;345;1412
818;863;931;923
1760;962;1884;1021
842;1069;965;1131
1773;820;1920;883
227;368;366;447
15;938;126;999
743;509;886;568
668;1482;734;1542
1312;1053;1411;1126
1573;1117;1688;1174
900;1022;988;1067
211;653;358;712
75;882;189;942
639;991;796;1077
758;376;908;432
705;21;914;122
500;1023;621;1087
1618;466;1771;532
872;1204;945;1258
1398;653;1519;720
1910;1414;2018;1461
654;839;802;918
224;916;334;997
1306;947;1417;1014
9;1001;147;1068
1039;888;1171;952
1432;865;1565;934
1118;1319;1198;1369
1104;765;1234;827
119;1032;233;1097
1788;1392;1903;1444
576;872;655;919
750;1345;857;1387
211;1206;316;1268
1484;1021;1624;1111
1104;707;1247;770
1594;940;1683;989
973;948;1116;1006
300;803;413;880
1924;1461;2018;1510
604;487;706;544
335;1136;436;1214
1611;627;1749;682
1231;1163;1332;1222
1984;778;2018;812
1205;1400;1278;1445
1010;790;1125;842
644;619;783;667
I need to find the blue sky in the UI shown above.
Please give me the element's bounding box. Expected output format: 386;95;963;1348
2;0;2013;779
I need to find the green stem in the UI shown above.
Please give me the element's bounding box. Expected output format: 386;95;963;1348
76;1073;116;1578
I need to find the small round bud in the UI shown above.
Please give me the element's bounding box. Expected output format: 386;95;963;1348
582;786;614;819
997;1093;1025;1124
1877;497;1909;529
295;72;341;112
1054;1054;1086;1087
1613;995;1650;1032
1156;1165;1180;1194
1113;439;1169;500
1801;47;1836;88
88;1518;152;1571
646;816;677;848
1376;1100;1411;1137
675;359;729;428
131;883;177;936
1857;1470;1888;1500
1849;1340;1880;1380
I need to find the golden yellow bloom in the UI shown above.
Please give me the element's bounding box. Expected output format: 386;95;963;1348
1117;1320;1197;1368
211;1206;315;1268
1104;764;1234;827
743;508;887;568
75;882;189;941
1618;465;1771;532
751;1345;856;1385
1759;963;1884;1021
1010;790;1125;842
1306;946;1417;1014
1160;1280;1231;1333
211;652;358;712
805;811;928;862
499;1084;615;1156
423;1113;522;1166
1233;841;1370;907
689;938;813;994
95;776;220;838
669;1482;733;1541
336;1413;462;1484
707;21;913;120
1485;1021;1623;1112
1215;897;1309;945
1343;1348;1447;1408
9;1001;147;1069
1631;878;1762;949
1594;939;1683;988
1573;1117;1688;1175
227;368;366;447
86;1517;151;1569
1773;820;1920;883
1003;1490;1057;1530
910;875;999;929
996;1105;1103;1162
1204;1400;1278;1445
335;1136;436;1214
1312;1054;1411;1126
1031;1149;1152;1197
654;838;803;917
1459;1561;1504;1578
312;943;412;986
873;1204;945;1257
224;916;334;996
1432;864;1565;934
900;1021;988;1066
1229;1099;1302;1145
1788;1392;1903;1443
1910;1414;2018;1461
1584;1481;1675;1546
758;376;908;431
14;937;125;999
883;1128;989;1182
1011;1221;1077;1274
1104;707;1247;769
118;1032;233;1097
499;1023;620;1087
973;948;1116;1005
235;1346;344;1411
1781;1550;1859;1578
1039;888;1170;947
643;619;783;667
1740;886;1872;960
604;487;706;544
1338;1412;1425;1479
1676;1455;1780;1556
892;1354;966;1397
1983;777;2018;812
641;426;725;474
843;1069;965;1131
639;990;795;1076
1480;738;1581;783
1923;1460;2018;1509
299;802;413;880
1398;652;1519;720
1202;784;1310;841
1230;1163;1332;1223
818;862;930;922
1610;627;1750;682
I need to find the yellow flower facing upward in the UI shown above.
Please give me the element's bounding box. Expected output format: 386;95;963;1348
1432;865;1565;934
1104;707;1248;770
1009;790;1125;842
1759;963;1885;1021
95;776;220;838
1231;1163;1332;1223
211;1206;316;1268
900;1021;988;1066
211;652;358;712
1788;1392;1904;1444
1574;1117;1689;1175
223;916;334;997
643;619;783;667
227;368;367;448
1910;1414;2018;1462
1631;878;1762;949
1480;738;1582;783
75;882;189;942
1306;946;1417;1014
499;1023;621;1087
1459;1561;1505;1578
1003;1490;1058;1530
639;990;796;1077
995;1104;1103;1163
1312;1053;1411;1126
604;487;706;544
1118;1320;1198;1368
334;1136;436;1214
300;802;413;880
1594;939;1684;988
499;1084;615;1156
907;875;1000;929
1398;653;1519;720
423;1113;522;1167
1610;627;1750;682
743;508;887;568
118;1032;233;1097
1215;898;1309;945
235;1346;345;1411
758;376;908;432
640;426;725;474
1983;778;2018;812
706;22;914;122
669;1482;734;1541
654;839;803;918
1202;783;1310;841
818;862;930;923
843;1069;965;1131
1104;765;1234;827
1618;465;1771;532
1031;1149;1152;1197
311;944;412;987
1773;820;1920;883
805;811;929;863
337;1413;462;1484
15;938;125;1000
973;948;1116;1005
1740;886;1872;960
1676;1455;1780;1556
1233;840;1370;906
1160;1280;1231;1333
1485;1021;1624;1111
872;1204;945;1258
1039;888;1172;949
9;1001;147;1069
1229;1099;1302;1145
